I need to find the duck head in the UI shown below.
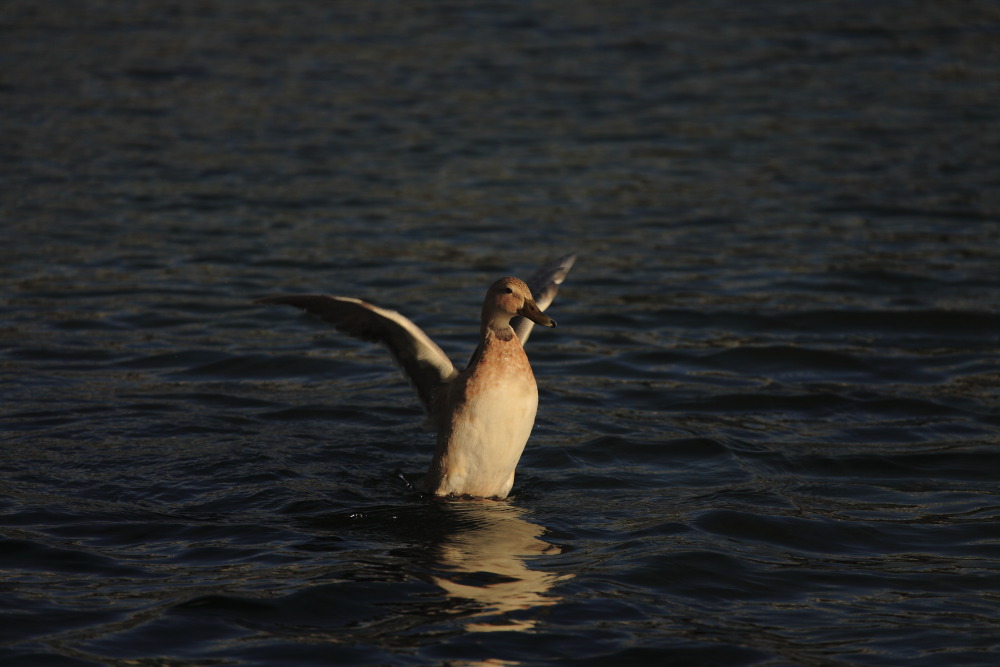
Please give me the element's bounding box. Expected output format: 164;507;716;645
481;277;556;335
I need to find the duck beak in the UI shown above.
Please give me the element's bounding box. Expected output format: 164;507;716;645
518;297;557;327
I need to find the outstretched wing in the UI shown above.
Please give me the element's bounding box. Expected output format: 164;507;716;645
255;294;458;416
512;253;577;345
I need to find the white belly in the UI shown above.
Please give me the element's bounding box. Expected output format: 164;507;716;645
426;342;539;498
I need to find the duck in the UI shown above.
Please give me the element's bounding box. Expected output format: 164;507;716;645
255;253;575;499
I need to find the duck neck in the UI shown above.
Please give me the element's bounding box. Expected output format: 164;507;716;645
481;318;516;343
480;304;516;341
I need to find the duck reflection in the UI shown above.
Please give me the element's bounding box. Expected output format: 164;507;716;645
429;500;571;633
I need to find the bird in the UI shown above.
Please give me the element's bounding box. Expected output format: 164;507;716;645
255;253;576;499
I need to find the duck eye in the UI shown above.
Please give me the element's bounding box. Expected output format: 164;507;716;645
504;287;513;294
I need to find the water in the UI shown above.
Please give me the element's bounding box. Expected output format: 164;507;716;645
3;1;1000;664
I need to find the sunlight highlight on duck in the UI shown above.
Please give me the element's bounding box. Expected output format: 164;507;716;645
255;254;576;499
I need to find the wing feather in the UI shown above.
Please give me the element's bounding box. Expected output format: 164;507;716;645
255;294;457;416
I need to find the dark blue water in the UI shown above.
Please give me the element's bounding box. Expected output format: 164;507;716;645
3;1;1000;665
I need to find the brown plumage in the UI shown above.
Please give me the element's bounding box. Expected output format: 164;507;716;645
255;254;575;498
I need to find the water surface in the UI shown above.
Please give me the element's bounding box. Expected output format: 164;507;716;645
3;1;1000;665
